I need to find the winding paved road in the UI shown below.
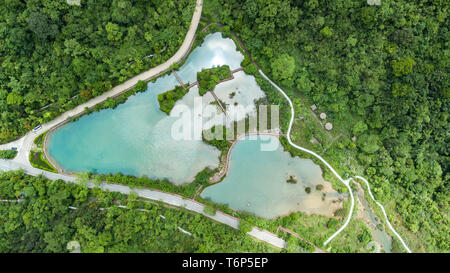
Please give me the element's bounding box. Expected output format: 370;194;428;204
0;0;204;169
0;1;287;249
258;69;412;253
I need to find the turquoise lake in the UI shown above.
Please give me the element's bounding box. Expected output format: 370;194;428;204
47;32;343;219
201;136;342;219
47;33;255;185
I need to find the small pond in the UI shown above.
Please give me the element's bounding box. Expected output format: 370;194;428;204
201;136;342;219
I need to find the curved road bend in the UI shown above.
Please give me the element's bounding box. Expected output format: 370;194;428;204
258;69;412;253
0;0;204;169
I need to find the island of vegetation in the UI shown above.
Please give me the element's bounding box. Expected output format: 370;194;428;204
29;151;57;173
29;130;57;173
157;85;189;115
286;175;297;184
0;0;447;254
197;65;231;95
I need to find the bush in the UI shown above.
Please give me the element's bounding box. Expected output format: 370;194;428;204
0;150;17;159
241;55;251;67
327;218;339;229
135;80;148;92
305;187;311;194
333;208;347;218
238;220;253;233
203;205;216;216
157;85;188;114
33;131;47;147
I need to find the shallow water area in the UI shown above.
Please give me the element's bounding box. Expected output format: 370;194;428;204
201;136;342;219
48;32;342;221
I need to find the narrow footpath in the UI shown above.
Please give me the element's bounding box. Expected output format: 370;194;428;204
258;69;412;253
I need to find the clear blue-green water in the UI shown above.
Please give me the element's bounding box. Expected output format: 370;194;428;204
176;33;243;84
48;32;340;219
47;74;221;184
47;33;244;185
201;136;341;219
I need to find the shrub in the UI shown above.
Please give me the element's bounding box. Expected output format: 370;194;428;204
286;176;297;184
357;227;372;245
238;220;253;233
241;55;251;67
333;208;347;218
327;218;339;229
29;151;57;173
391;57;416;77
0;150;17;159
203;205;216;216
197;65;231;95
305;187;311;194
33;131;47;148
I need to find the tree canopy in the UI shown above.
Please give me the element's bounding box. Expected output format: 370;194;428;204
0;0;195;143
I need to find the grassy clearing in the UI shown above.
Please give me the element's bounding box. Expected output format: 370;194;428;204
33;131;48;148
29;151;57;173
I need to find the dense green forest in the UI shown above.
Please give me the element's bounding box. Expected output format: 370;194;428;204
203;0;449;252
0;170;280;253
1;0;448;253
0;0;195;143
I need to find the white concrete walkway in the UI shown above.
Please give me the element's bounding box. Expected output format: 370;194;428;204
258;69;411;253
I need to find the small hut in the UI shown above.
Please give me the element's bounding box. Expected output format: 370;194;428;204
367;0;381;6
66;0;81;5
310;104;317;111
325;122;333;131
320;113;327;120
